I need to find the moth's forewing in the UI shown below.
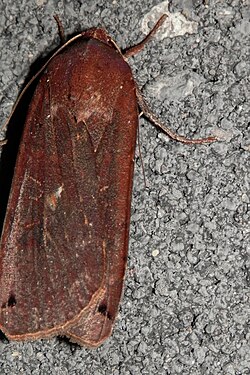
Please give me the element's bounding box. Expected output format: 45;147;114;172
0;34;138;346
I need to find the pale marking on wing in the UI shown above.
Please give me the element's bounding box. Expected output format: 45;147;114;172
84;215;89;225
45;184;64;211
27;176;42;186
24;175;44;202
80;81;125;154
100;185;109;192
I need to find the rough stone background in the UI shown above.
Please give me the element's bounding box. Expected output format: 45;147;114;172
0;0;249;374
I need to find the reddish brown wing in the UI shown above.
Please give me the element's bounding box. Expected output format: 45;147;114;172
65;59;138;346
0;36;138;343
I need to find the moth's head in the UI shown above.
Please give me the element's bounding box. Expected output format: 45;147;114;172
81;28;119;52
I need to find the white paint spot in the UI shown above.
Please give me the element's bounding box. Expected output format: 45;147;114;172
152;249;159;257
212;128;236;142
146;71;205;102
242;144;250;152
12;351;22;358
141;0;198;41
36;0;47;5
241;193;249;203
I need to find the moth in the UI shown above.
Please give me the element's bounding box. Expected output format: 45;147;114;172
0;16;216;347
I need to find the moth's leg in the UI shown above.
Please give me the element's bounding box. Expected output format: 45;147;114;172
136;86;217;144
